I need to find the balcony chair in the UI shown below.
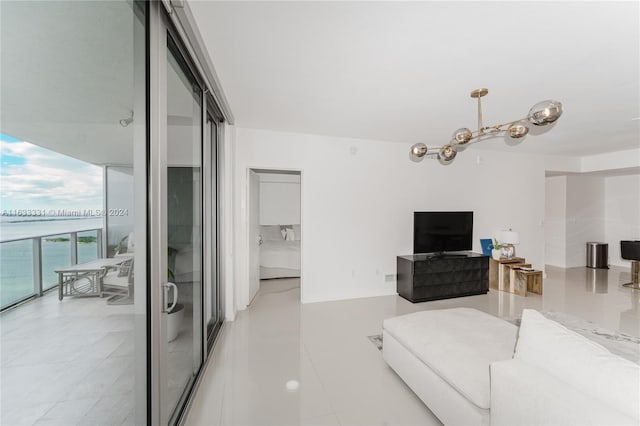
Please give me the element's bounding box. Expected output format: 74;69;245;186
102;258;134;304
620;240;640;290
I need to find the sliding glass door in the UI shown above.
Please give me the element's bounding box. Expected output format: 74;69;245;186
164;34;204;424
3;1;227;424
0;1;148;424
145;3;226;424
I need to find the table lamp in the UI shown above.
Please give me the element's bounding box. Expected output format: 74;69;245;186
500;229;519;259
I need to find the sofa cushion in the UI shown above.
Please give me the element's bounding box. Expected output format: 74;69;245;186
491;358;638;425
383;308;518;409
515;309;640;421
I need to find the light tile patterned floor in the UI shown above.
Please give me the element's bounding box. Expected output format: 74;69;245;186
0;290;194;426
3;266;638;425
185;266;640;425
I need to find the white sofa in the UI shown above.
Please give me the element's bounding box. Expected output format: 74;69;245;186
383;308;640;425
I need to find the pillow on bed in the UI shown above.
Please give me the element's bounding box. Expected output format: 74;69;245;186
260;225;284;241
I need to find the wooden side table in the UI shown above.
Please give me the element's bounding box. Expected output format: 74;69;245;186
513;270;543;295
504;263;531;295
489;257;526;291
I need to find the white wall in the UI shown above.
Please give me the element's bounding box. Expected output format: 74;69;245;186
258;173;301;225
545;176;567;267
222;123;236;320
565;175;606;267
581;149;640;173
234;127;546;306
605;174;640;267
545;173;640;269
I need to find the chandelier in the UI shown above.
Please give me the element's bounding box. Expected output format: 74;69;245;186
409;88;563;164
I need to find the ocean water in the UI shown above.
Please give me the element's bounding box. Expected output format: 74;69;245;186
1;218;102;308
0;217;103;241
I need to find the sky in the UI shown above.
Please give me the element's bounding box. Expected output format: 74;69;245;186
0;133;103;214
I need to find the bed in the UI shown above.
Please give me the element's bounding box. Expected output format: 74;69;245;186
260;225;300;279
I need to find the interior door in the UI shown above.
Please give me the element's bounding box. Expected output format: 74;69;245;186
248;170;260;304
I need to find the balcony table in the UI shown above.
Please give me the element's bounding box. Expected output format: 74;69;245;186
55;256;132;300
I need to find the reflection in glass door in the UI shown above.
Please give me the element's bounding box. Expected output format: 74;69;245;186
1;1;148;424
165;35;203;423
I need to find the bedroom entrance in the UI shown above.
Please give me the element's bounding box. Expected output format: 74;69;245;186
248;169;302;304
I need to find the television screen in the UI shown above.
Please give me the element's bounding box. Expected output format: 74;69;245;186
413;211;473;254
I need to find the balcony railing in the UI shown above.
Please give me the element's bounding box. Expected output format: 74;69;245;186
0;228;103;310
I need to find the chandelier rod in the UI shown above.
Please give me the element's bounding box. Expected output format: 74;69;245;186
470;115;530;138
477;94;483;136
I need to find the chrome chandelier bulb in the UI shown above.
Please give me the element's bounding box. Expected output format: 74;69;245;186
410;143;428;162
508;123;529;138
452;127;473;146
528;100;563;126
407;89;562;165
439;145;457;163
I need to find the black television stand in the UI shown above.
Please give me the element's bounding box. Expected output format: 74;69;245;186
396;252;489;303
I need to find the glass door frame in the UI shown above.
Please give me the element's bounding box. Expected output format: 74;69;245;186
149;2;226;424
166;32;205;425
148;3;169;423
205;97;225;351
150;4;206;425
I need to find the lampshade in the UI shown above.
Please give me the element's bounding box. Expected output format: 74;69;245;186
501;230;520;245
508;123;529;139
528;100;563;126
452;128;473;146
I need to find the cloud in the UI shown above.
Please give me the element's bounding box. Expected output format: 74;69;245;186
0;139;103;211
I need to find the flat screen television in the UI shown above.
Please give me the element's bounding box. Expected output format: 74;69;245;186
413;211;473;254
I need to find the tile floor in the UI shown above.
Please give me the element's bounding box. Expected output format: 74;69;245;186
2;266;638;425
0;293;138;426
185;266;640;426
0;290;195;425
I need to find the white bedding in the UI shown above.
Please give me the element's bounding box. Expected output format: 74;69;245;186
260;240;300;271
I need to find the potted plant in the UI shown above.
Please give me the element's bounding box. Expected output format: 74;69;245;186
490;239;503;260
114;234;129;256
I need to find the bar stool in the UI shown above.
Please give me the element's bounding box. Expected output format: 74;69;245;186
621;240;640;290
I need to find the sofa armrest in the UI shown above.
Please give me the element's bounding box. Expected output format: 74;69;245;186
490;359;637;425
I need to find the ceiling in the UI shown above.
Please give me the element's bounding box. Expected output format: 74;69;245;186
1;2;637;166
0;1;194;166
0;1;139;165
190;1;640;156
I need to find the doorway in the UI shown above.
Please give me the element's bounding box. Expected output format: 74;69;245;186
247;169;302;304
